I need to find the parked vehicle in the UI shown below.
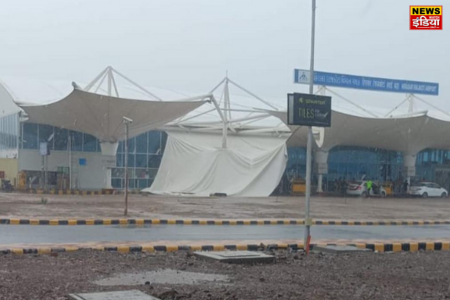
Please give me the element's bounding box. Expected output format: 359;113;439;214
346;180;386;197
409;182;448;198
1;179;13;192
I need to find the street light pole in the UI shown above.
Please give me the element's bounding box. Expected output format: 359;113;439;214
123;117;133;216
304;0;316;252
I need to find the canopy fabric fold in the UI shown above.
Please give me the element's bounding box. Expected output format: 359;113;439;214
270;110;450;154
20;88;208;142
144;130;288;197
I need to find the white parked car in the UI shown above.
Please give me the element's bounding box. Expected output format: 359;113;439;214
409;182;448;198
346;180;387;197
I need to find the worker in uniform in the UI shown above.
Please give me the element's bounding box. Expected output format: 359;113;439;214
366;179;373;197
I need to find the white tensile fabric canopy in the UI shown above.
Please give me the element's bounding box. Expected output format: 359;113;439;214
20;88;209;143
144;130;288;197
270;110;450;155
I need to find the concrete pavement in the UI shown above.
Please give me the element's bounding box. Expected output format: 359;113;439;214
2;224;450;245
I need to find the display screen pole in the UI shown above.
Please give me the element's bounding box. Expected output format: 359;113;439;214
304;0;316;253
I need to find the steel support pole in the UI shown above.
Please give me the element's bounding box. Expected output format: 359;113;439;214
222;79;229;148
305;128;313;247
44;155;48;192
68;135;72;190
124;124;129;216
41;155;45;190
304;0;316;251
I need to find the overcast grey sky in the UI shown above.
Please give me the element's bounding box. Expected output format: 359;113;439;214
0;0;448;114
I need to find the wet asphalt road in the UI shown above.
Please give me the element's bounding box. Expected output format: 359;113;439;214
1;225;450;244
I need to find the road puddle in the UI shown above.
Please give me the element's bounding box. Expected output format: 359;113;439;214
94;269;228;286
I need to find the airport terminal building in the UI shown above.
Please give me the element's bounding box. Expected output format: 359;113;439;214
0;115;166;190
1;69;449;194
2;111;450;192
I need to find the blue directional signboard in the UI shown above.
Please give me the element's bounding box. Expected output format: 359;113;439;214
294;69;439;96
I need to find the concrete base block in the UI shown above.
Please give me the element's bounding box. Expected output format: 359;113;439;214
194;250;275;264
313;245;371;254
69;290;160;300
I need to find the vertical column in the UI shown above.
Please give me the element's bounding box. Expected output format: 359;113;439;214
100;142;119;189
403;153;417;189
314;150;329;193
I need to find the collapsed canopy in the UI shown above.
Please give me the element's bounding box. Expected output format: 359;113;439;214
20;88;208;142
270;110;450;154
144;130;288;197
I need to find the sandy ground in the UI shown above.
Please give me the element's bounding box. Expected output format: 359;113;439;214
1;192;450;220
1;250;450;300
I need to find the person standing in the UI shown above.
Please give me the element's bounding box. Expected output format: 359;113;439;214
334;178;339;194
403;180;409;195
341;179;348;196
366;179;373;197
392;180;396;196
396;180;400;196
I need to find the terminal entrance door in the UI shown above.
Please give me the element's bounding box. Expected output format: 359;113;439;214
435;168;450;191
380;164;392;182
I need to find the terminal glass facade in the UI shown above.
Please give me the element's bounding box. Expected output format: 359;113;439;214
21;123;101;152
286;146;450;191
112;131;166;189
2;112;450;191
416;149;450;190
0;112;20;156
327;146;404;182
286;146;404;184
286;147;307;180
19;122;165;189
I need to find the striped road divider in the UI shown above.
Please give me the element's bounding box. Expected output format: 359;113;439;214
27;189;141;195
2;241;450;255
1;218;450;226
